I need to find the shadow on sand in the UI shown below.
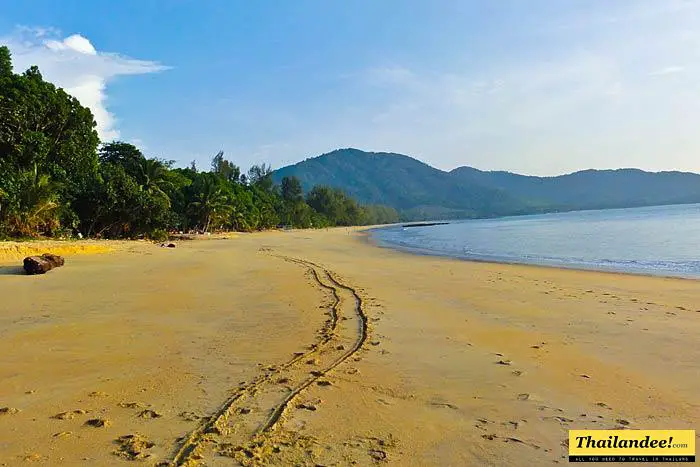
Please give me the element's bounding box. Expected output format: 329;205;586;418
0;266;26;276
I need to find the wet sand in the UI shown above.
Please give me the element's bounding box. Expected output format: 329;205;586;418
0;229;698;465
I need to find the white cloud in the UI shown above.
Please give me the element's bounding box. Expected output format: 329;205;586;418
45;34;97;55
649;66;686;76
0;27;168;141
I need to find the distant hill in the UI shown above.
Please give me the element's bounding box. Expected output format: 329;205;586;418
450;167;700;211
272;148;700;220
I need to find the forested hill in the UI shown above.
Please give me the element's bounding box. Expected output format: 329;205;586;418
272;148;533;220
273;149;700;220
449;166;700;211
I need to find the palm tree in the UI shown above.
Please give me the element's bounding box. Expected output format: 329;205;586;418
8;164;60;236
139;158;173;208
188;175;231;232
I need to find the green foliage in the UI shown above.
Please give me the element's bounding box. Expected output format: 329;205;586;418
0;46;99;235
211;150;241;183
0;164;60;236
0;59;99;197
306;185;364;226
149;228;169;242
0;46;12;77
281;176;303;203
0;49;408;238
361;204;400;225
187;172;232;232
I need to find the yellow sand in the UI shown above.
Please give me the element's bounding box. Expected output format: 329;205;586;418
0;228;698;466
0;240;119;263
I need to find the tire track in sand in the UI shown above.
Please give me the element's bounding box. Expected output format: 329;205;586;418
167;254;368;466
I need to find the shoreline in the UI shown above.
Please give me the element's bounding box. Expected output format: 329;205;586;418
364;226;700;282
2;227;699;282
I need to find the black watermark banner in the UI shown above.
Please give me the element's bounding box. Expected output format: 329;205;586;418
570;455;695;462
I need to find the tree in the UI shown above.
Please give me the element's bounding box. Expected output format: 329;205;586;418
0;49;98;236
247;163;274;192
0;164;60;236
0;63;99;193
281;176;303;203
188;173;232;232
139;158;173;208
99;142;145;178
211;150;241;183
361;204;400;225
0;46;12;77
306;185;363;226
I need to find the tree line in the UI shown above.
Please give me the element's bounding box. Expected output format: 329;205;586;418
0;46;398;240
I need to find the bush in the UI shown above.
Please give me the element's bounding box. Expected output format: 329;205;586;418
148;228;169;242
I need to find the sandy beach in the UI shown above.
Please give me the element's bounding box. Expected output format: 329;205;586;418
0;228;698;466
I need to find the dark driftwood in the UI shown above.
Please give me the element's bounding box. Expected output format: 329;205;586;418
23;253;65;275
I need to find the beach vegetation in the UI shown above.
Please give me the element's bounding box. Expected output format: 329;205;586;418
0;45;386;239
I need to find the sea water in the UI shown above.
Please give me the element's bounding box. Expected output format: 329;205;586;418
370;204;700;278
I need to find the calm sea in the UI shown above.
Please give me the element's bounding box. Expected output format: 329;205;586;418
370;203;700;278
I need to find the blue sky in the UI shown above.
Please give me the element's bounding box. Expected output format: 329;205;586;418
1;0;700;175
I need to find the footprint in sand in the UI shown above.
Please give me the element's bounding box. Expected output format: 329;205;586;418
297;403;317;411
178;411;202;422
475;418;492;430
137;409;162;419
369;449;387;461
117;402;145;409
84;418;110;428
88;391;109;398
429;402;458;410
113;434;155;460
52;409;88;420
544;416;573;425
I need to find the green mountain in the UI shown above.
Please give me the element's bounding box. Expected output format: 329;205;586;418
272;148;700;220
449;167;700;211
